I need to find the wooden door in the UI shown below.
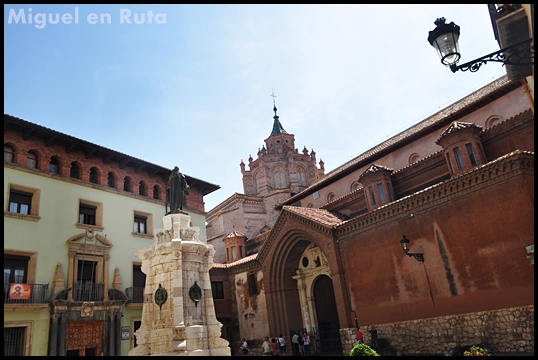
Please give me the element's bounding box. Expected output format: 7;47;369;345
66;320;102;356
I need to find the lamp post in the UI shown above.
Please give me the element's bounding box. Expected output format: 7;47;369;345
399;235;424;262
428;17;534;73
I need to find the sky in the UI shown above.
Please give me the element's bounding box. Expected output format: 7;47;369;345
4;4;507;211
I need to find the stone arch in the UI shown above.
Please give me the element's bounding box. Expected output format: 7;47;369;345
485;115;502;128
264;225;349;352
70;161;82;179
89;166;100;184
409;153;420;165
4;143;17;163
26;149;40;169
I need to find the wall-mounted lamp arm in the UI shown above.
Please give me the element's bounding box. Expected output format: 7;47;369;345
450;38;533;73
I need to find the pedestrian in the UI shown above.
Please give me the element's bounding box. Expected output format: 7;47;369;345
298;331;305;356
262;336;272;356
278;334;287;356
303;331;311;356
270;338;280;356
291;331;300;356
241;338;249;356
367;325;379;352
355;326;364;346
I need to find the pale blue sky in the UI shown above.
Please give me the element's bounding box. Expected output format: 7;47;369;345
4;4;506;211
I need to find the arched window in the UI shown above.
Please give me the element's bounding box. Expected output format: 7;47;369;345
139;181;146;196
107;172;115;188
124;177;131;192
89;167;99;184
297;167;307;187
273;167;286;189
49;157;60;174
327;192;336;203
70;162;80;179
486;116;501;128
4;145;14;163
350;182;361;192
153;185;160;200
26;151;37;169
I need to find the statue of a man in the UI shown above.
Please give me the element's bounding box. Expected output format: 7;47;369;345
168;166;189;214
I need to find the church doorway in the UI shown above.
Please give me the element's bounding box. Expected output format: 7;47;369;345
66;320;102;356
313;275;342;354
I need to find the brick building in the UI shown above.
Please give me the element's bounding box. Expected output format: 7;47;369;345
208;75;534;356
4;114;219;356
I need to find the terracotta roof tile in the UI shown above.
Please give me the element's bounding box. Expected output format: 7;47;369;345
283;206;345;226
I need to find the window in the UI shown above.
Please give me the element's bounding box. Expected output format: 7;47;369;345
446;153;455;174
387;183;394;202
4;326;26;356
4;145;14;163
90;167;99;184
247;273;258;296
274;168;286;189
232;246;237;261
77;199;103;229
139;182;145;196
327;193;336;203
239;246;243;258
26;151;37;169
107;173;115;188
211;281;224;299
377;184;386;204
153;185;160;199
313;191;320;200
466;143;478;167
4;254;30;285
134;215;147;234
9;189;32;215
409;153;420;165
368;186;376;205
297;167;307;187
133;211;152;237
351;182;361;192
70;162;80;179
133;264;146;288
124;177;131;192
49;156;60;174
79;204;96;225
453;147;465;170
6;184;40;219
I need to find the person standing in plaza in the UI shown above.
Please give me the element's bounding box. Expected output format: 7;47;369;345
355;326;364;345
367;325;379;352
262;336;271;356
298;331;305;356
303;331;311;356
291;331;300;356
270;338;280;356
278;334;287;356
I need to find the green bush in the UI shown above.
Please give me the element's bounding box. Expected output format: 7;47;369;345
350;343;380;356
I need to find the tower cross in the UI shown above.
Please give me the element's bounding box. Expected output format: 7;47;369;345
270;89;277;107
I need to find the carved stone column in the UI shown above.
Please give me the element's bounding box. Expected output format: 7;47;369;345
68;251;76;300
48;314;60;356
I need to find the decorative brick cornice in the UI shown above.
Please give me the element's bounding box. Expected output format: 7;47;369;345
336;150;534;241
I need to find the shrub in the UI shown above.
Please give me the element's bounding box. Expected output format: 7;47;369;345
350;343;380;356
463;345;490;356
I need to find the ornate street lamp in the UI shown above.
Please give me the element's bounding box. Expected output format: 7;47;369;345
399;235;424;262
428;17;534;73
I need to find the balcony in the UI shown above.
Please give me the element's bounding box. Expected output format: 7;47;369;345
73;281;105;302
125;286;145;303
4;283;49;304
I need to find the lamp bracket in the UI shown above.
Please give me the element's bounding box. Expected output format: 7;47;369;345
450;38;534;73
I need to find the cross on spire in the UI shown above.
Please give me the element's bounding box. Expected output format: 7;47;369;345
270;89;278;116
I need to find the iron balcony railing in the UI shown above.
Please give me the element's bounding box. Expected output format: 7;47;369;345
4;283;49;304
125;286;145;303
73;281;105;301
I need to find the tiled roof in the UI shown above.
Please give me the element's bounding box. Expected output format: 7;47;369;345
212;253;258;268
282;75;515;205
436;121;482;143
359;164;393;179
283;206;345;227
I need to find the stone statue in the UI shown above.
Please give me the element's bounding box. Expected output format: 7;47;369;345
169;166;189;214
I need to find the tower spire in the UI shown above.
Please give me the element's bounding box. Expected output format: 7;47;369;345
269;89;287;136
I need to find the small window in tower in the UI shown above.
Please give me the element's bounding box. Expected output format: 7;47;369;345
387;183;394;201
369;186;376;205
248;273;258;296
239;246;243;258
446;153;455;174
453;147;465;170
466;143;478;167
377;184;386;203
232;246;237;261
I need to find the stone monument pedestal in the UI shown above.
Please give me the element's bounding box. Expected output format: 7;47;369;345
128;213;230;356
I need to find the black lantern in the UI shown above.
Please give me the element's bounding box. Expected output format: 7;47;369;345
427;17;461;67
399;235;424;262
428;16;534;74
